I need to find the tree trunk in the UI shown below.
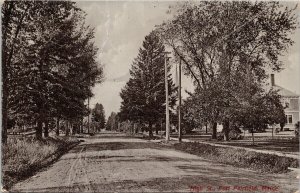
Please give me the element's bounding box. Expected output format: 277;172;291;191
251;129;255;146
36;105;44;140
148;122;153;138
212;122;217;139
70;123;73;135
2;87;8;144
81;118;84;133
280;123;284;131
44;120;49;137
223;120;230;141
155;125;159;135
36;119;43;140
134;123;138;134
56;117;60;136
205;124;208;134
2;2;24;144
66;121;70;136
76;124;80;134
161;120;163;135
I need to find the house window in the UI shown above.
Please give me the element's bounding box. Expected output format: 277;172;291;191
285;115;293;124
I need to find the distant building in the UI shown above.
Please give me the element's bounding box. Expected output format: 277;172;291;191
270;74;300;130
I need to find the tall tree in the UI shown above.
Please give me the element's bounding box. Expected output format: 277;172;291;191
235;88;285;144
2;1;103;140
158;1;297;139
106;112;118;131
2;1;33;143
120;31;177;137
92;103;105;131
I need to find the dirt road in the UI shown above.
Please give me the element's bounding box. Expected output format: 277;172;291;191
11;132;298;192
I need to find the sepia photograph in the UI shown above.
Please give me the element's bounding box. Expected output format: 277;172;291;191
1;0;300;192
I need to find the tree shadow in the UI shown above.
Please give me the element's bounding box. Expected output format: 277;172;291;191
68;142;167;154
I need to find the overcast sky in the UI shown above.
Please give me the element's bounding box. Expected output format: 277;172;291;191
77;1;300;118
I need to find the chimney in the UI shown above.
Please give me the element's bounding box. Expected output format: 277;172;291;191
271;74;275;86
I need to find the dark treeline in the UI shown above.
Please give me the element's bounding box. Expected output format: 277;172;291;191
2;1;103;142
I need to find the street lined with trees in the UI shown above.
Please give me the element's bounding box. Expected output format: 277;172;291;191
2;1;299;192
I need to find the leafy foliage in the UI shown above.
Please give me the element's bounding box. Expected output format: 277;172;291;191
158;1;297;139
236;89;286;132
92;103;106;131
2;1;103;140
106;112;119;131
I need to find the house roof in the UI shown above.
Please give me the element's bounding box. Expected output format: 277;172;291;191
273;85;300;98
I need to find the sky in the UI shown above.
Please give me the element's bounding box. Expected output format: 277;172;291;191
76;1;300;118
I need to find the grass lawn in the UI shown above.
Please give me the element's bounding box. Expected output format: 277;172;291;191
138;130;299;156
173;141;299;173
210;137;299;154
2;136;79;189
178;130;299;154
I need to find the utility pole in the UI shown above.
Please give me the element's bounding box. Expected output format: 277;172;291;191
87;76;91;134
163;51;171;141
153;50;171;141
87;96;90;134
178;59;182;142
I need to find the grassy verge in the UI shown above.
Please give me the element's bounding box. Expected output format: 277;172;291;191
2;136;80;189
212;137;299;153
174;142;299;173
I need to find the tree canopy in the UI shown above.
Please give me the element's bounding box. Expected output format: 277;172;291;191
92;103;106;131
2;1;103;141
157;1;297;140
119;31;177;137
106;112;119;131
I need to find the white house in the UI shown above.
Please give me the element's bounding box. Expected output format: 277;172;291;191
270;74;300;130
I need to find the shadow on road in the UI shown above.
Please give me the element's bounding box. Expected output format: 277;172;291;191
69;141;165;153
